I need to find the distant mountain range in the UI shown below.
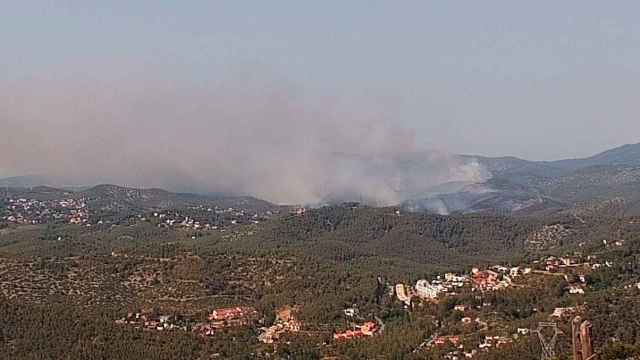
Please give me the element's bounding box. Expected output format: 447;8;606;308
465;142;640;180
3;142;640;216
428;142;640;216
0;175;70;189
0;183;281;217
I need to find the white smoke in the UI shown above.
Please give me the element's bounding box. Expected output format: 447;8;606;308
1;73;488;205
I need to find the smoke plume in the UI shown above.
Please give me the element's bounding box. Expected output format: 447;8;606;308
1;73;487;205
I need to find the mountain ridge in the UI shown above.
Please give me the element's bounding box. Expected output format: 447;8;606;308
3;142;640;215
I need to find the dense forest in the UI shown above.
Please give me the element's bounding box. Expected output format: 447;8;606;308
1;201;640;359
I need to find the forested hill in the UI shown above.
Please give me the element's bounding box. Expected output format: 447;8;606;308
456;143;640;216
467;142;640;178
1;184;280;214
547;142;640;170
79;184;279;214
232;205;602;270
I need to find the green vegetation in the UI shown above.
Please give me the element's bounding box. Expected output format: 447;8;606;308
1;188;640;358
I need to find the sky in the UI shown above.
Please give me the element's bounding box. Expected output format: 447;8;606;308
2;1;640;197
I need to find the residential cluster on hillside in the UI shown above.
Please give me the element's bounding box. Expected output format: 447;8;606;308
0;191;276;231
113;302;385;346
394;265;526;306
393;249;630;358
258;306;304;344
115;312;191;332
394;250;616;308
333;321;379;341
419;303;590;359
2;197;89;225
116;306;259;337
194;306;259;336
423;332;515;359
149;206;266;231
395;272;470;305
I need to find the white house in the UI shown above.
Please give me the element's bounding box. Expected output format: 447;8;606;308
415;280;444;299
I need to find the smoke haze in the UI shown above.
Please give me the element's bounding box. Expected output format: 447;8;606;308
1;73;487;205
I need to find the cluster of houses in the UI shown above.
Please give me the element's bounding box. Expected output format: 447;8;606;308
429;335;461;348
420;303;526;358
258;306;303;344
395;272;470;305
149;207;266;232
200;306;259;333
1;194;274;230
394;267;528;305
424;333;512;359
405;252;620;358
2;197;90;225
113;304;381;344
258;318;303;344
425;330;516;359
115;312;191;331
395;251;611;307
470;265;530;291
333;321;379;341
478;335;513;350
550;305;589;319
534;252;616;274
115;306;259;337
258;304;381;344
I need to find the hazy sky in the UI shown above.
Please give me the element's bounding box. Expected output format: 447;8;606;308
2;1;640;182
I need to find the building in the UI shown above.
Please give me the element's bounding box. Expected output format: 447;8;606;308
208;307;256;321
445;273;467;282
415;279;444;299
259;319;302;344
395;283;412;305
552;307;576;318
471;270;499;291
333;322;378;341
431;335;461;347
568;285;585;295
344;308;358;317
454;305;467;312
479;336;513;349
360;321;377;336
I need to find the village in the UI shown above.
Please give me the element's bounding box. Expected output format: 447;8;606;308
114;303;382;346
2;194;639;358
97;244;639;359
386;247;640;359
1;227;639;359
1;195;272;233
146;206;268;231
2;212;637;359
1;197;90;225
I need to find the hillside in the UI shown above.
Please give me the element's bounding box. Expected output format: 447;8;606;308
0;175;87;190
4;142;640;217
461;143;640;215
232;204;602;271
547;142;640;170
462;155;564;183
467;142;640;177
2;201;639;359
1;184;282;227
